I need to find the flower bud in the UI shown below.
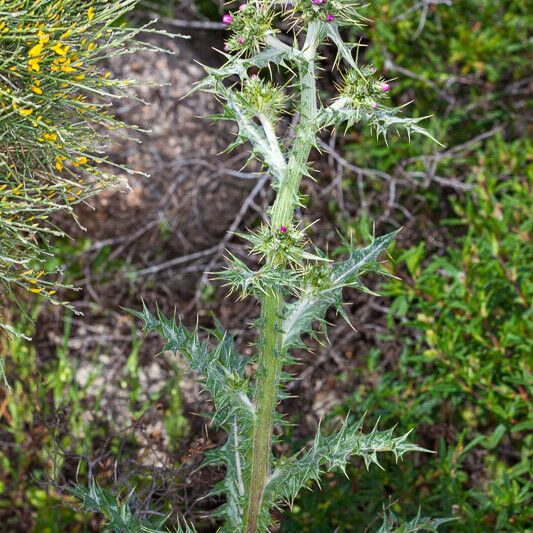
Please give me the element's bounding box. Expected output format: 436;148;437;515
222;14;233;25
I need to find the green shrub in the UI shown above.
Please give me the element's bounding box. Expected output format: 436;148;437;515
0;0;158;331
282;3;530;528
285;137;532;531
383;136;531;528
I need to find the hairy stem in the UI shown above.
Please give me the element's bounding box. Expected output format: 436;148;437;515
244;22;320;533
244;291;283;532
270;23;320;226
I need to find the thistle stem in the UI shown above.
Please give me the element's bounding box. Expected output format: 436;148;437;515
244;291;283;532
243;22;320;533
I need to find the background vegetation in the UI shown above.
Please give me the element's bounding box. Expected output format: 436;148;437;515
1;0;530;531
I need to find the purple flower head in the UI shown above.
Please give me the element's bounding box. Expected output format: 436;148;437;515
223;43;229;51
239;3;247;11
328;261;334;267
222;13;233;25
326;13;334;21
380;82;390;92
250;73;258;79
279;226;287;234
370;101;378;109
238;36;244;44
311;0;324;5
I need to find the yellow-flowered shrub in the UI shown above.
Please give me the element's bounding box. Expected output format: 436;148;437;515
0;0;158;332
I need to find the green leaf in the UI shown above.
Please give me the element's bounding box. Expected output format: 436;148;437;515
319;102;441;145
129;304;255;528
484;424;507;450
263;416;429;509
377;509;456;532
282;230;399;350
69;481;195;533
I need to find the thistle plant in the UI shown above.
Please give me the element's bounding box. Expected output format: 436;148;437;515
0;0;165;335
78;1;440;531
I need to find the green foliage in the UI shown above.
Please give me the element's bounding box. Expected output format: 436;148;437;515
70;482;195;533
0;310;97;530
0;307;189;531
0;0;164;322
284;140;531;532
381;138;532;529
281;0;530;529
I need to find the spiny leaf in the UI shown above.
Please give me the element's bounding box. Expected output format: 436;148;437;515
129;303;254;429
282;230;399;350
209;84;288;188
68;481;195;533
377;508;456;532
203;417;249;532
194;45;301;94
319;100;441;145
129;305;257;529
263;416;428;509
325;24;361;71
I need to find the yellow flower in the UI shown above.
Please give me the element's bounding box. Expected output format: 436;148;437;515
87;7;95;21
38;30;49;44
19;108;34;116
51;42;69;56
72;156;88;167
55;155;66;172
28;42;43;57
28;57;41;71
60;59;76;73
